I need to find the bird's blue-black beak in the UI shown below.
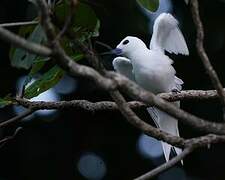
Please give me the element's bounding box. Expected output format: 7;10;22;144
111;48;123;55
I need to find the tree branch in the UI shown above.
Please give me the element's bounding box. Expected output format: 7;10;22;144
135;133;225;179
0;109;34;128
0;21;38;27
15;98;145;111
190;0;225;120
0;127;23;148
0;27;52;57
134;147;194;180
14;89;224;111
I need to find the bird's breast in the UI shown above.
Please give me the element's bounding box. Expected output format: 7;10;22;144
133;60;175;94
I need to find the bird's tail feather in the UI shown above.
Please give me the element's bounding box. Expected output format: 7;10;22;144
147;102;182;162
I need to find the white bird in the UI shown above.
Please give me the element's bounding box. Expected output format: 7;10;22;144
112;13;189;162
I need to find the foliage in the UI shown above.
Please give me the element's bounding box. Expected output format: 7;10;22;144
10;24;46;69
24;54;83;99
8;0;99;100
0;97;13;108
137;0;159;12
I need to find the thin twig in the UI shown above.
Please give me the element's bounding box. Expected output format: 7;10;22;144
134;147;194;180
0;127;23;148
0;109;35;128
135;133;225;179
190;0;225;120
0;21;38;27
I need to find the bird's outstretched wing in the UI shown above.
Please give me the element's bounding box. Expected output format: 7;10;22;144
112;57;135;81
150;13;189;55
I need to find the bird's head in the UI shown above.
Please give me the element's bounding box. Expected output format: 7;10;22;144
112;36;147;57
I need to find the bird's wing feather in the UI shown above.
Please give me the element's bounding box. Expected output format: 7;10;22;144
173;76;184;91
112;57;135;81
150;13;189;55
147;104;182;162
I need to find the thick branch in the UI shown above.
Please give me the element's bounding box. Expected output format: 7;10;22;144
16;98;145;111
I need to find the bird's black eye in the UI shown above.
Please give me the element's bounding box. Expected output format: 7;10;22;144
122;40;129;45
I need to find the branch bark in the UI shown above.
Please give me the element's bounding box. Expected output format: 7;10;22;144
14;89;224;111
190;0;225;120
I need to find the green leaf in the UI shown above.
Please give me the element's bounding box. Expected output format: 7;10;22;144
71;54;84;61
23;54;83;99
10;24;46;69
24;66;64;99
23;58;47;88
55;1;100;40
73;3;99;32
0;97;13;108
137;0;159;12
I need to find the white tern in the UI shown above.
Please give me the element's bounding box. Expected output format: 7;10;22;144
112;13;189;162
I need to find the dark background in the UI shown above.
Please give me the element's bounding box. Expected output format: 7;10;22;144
0;0;225;179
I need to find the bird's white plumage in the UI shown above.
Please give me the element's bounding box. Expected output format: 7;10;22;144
147;102;182;162
112;57;135;81
150;13;189;55
112;13;189;162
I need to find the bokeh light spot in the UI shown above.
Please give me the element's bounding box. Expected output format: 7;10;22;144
77;152;107;180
